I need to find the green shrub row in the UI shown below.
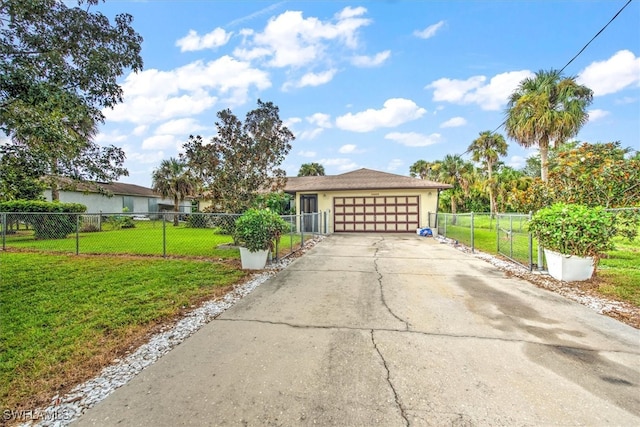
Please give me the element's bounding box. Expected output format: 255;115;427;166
1;200;87;239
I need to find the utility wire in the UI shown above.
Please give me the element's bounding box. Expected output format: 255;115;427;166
479;0;634;145
560;0;633;74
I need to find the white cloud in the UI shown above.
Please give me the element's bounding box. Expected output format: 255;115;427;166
588;109;610;121
233;7;371;68
298;128;325;140
176;28;232;52
306;113;332;128
440;116;467;128
414;21;445;39
125;149;167;165
320;158;359;171
94;130;127;145
285;69;337;90
351;50;391;67
577;50;640;96
298;150;317;157
384;132;442;147
387;159;403;171
507;155;526;169
141;135;180;150
335;98;426;132
103;56;271;124
426;70;533;111
339;144;361;154
132;125;148;136
155;118;205;135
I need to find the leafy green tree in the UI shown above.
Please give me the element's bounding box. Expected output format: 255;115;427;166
298;162;325;176
0;145;47;201
182;100;294;213
436;155;475;214
495;166;532;212
534;142;639;209
152;158;196;226
468;131;508;215
409;159;439;181
505;69;593;182
0;0;143;200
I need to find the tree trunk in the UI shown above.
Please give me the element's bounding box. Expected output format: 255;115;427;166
487;162;495;217
173;197;180;226
540;139;549;182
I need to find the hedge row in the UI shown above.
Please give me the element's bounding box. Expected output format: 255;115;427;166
1;200;87;239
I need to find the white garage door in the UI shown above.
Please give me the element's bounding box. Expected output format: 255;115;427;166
334;196;419;232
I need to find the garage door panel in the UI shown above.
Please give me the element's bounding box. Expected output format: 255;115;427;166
334;195;419;233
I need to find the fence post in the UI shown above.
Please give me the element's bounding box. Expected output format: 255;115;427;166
76;214;80;255
162;213;167;257
496;214;500;253
300;211;304;246
470;212;475;253
509;214;514;259
2;212;5;251
528;211;534;271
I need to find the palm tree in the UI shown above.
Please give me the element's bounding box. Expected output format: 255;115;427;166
505;69;593;182
436;155;475;215
409;159;438;180
468;131;508;215
298;162;325;176
152;158;196;226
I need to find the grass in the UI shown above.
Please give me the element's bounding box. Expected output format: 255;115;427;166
597;237;640;305
3;220;304;259
0;251;248;411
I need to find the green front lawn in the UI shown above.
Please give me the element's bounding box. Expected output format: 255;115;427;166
3;220;304;259
0;252;247;411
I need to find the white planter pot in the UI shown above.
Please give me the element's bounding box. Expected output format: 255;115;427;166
239;247;269;270
544;248;595;282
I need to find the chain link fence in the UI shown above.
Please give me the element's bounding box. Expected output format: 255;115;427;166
1;211;328;262
428;208;639;272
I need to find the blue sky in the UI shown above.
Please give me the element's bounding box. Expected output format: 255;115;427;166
92;0;640;188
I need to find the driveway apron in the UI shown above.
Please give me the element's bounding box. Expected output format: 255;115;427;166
75;234;640;426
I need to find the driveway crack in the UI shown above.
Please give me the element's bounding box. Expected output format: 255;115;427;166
374;241;410;331
371;329;410;426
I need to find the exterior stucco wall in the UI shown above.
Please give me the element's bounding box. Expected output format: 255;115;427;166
43;190;191;214
295;188;439;233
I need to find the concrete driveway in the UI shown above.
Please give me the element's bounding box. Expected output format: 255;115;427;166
75;234;640;426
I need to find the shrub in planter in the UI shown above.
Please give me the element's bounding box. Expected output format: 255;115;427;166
528;203;616;278
234;208;290;253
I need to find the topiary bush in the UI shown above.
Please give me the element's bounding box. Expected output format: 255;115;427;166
234;208;290;252
528;203;616;259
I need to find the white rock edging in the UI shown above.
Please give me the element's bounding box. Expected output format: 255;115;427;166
25;237;324;427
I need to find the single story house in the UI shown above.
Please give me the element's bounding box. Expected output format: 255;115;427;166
284;168;452;233
43;181;192;215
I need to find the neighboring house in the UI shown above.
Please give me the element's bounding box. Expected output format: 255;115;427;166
43;181;192;215
284;168;452;233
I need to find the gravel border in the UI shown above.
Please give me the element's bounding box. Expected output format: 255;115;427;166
23;237;325;427
20;234;637;426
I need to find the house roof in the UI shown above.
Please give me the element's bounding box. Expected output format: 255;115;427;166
54;177;159;197
284;168;452;192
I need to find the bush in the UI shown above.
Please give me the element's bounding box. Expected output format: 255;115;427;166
234;208;290;252
187;213;211;228
528;203;616;258
0;200;86;239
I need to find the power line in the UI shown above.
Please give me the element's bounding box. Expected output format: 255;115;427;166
560;0;634;74
481;0;634;144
